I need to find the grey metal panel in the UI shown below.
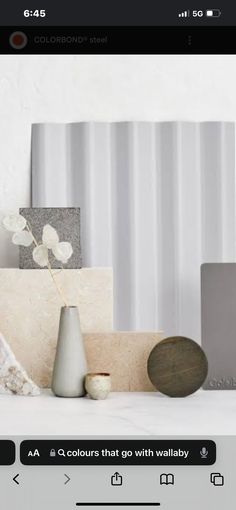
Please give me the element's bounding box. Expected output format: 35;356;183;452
202;263;236;390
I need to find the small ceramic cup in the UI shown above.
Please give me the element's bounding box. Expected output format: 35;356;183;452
85;372;111;400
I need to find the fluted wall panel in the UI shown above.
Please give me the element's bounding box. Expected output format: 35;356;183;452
32;122;236;338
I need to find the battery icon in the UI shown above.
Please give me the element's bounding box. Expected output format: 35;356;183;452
206;9;221;17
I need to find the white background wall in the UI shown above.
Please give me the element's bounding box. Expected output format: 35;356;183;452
1;54;236;266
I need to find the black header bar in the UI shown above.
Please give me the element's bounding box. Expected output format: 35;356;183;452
20;440;216;465
2;26;236;54
0;1;234;27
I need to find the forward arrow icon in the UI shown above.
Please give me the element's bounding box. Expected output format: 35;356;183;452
64;474;71;485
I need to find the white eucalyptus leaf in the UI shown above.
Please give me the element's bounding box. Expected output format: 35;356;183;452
33;245;49;267
2;214;26;232
42;224;59;249
52;242;73;264
12;231;33;247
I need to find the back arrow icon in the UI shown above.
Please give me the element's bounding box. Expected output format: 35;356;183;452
64;474;70;485
13;474;20;485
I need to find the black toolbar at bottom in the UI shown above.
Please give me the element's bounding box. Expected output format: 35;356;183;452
2;26;236;54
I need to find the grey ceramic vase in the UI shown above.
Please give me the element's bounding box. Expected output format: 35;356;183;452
51;306;87;397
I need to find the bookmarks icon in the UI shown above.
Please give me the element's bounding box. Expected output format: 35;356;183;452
160;473;175;485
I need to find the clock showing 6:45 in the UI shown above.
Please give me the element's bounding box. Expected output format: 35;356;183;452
24;9;46;17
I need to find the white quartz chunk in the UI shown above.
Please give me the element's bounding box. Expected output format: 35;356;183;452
0;332;40;396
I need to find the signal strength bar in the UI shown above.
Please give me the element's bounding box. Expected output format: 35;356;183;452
178;10;190;17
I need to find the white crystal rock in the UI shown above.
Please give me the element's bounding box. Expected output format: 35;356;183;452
0;332;40;396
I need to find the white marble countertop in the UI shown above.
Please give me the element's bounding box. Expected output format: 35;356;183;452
0;390;235;436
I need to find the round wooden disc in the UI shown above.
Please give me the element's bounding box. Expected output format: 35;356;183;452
147;336;208;397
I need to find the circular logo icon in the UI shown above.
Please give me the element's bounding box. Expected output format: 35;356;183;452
9;32;28;50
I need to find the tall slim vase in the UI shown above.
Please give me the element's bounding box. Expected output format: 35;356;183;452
51;306;87;397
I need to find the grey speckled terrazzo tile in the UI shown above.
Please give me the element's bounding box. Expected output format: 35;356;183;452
19;208;82;269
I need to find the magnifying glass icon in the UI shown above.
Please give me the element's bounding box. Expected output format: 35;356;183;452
58;449;66;457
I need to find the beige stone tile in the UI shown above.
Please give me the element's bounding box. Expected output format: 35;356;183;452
0;268;113;386
0;269;163;391
85;332;164;391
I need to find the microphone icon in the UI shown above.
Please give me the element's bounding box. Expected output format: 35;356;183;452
200;447;208;459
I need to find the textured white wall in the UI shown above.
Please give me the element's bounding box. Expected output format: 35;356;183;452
0;54;236;266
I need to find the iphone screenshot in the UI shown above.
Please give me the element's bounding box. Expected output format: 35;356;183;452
0;1;235;508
